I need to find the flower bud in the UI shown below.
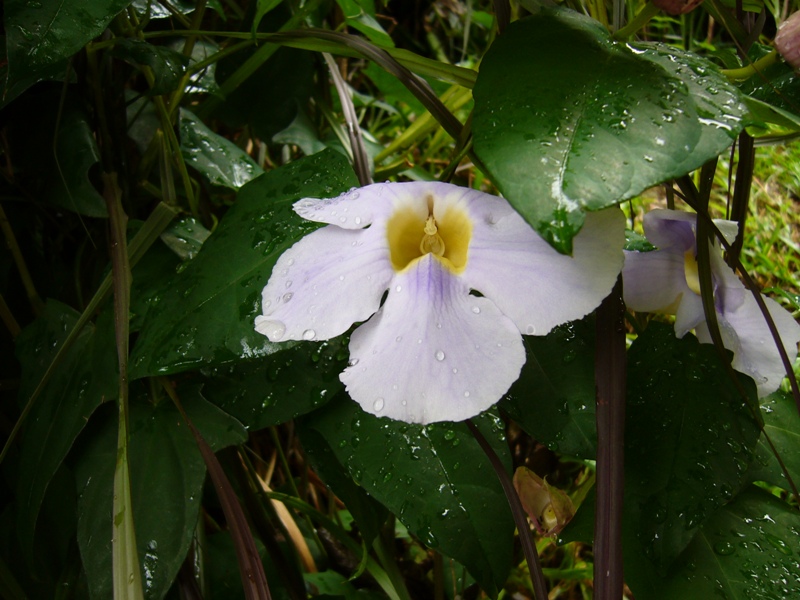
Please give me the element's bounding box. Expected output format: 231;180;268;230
652;0;704;15
776;12;800;70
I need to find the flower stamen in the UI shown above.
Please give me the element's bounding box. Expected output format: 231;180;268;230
420;215;446;257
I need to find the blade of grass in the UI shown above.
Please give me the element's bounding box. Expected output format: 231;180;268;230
104;172;144;600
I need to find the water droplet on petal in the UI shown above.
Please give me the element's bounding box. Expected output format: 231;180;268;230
435;350;445;361
280;268;288;275
255;317;286;341
282;292;293;303
373;397;385;412
526;324;536;334
355;217;362;225
339;216;347;223
285;280;293;288
287;258;295;266
452;368;458;374
395;336;402;342
348;358;359;367
463;391;470;398
339;274;345;281
401;400;407;406
472;306;481;314
395;285;402;293
303;329;316;340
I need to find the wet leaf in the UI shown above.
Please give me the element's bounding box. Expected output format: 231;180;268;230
500;316;597;459
200;335;349;431
300;394;514;596
111;38;189;96
179;108;264;189
159;216;212;261
472;7;748;253
14;301;117;562
4;0;132;93
129;149;358;377
625;486;800;599
626;323;761;572
73;388;247;600
746;390;800;491
335;0;395;48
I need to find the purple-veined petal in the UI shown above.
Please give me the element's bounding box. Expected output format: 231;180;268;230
697;295;800;397
642;209;698;251
622;248;689;314
464;207;625;336
255;224;393;342
340;255;525;424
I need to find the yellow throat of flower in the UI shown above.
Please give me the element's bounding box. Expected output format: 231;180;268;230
684;250;702;295
386;196;472;274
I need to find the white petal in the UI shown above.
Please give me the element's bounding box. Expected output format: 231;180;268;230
710;295;800;397
674;291;705;338
622;248;689;314
712;218;739;246
340;255;525;424
293;181;473;229
464;207;625;336
255;224;393;342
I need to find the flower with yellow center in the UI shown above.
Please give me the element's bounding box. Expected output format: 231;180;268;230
622;209;800;397
255;182;625;424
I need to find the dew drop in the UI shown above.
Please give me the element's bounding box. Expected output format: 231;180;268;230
339;216;347;223
280;268;288;275
282;292;293;302
472;306;481;314
395;285;402;292
526;324;536;334
287;258;295;266
401;400;407;406
436;322;442;329
452;368;458;374
339;274;345;281
348;358;359;367
355;217;362;225
463;391;470;398
302;329;316;340
373;397;385;412
254;317;286;341
395;336;402;342
285;280;292;288
392;384;399;390
435;350;445;361
417;339;423;344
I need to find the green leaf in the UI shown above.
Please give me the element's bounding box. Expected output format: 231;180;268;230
252;0;284;38
48;101;108;217
625;486;800;599
131;0;197;19
111;38;190;96
179;108;264;189
472;8;748;253
300;394;514;596
14;301;117;561
626;323;761;572
129;149;358;377
335;0;395;48
4;0;133;93
746;391;800;491
500;316;597;459
159;216;212;261
201;335;349;431
73;388;247;600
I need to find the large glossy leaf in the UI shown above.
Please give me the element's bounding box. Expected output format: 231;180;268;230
625;486;800;599
472;7;748;253
111;39;189;96
73;388;247;600
500;316;596;459
14;301;117;561
179;109;264;189
129;150;358;377
626;323;761;572
4;0;132;92
299;394;514;596
746;390;800;491
200;336;349;431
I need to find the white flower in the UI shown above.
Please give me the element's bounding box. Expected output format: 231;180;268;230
255;182;625;424
622;208;800;397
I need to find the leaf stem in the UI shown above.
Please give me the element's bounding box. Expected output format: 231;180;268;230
465;420;548;599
